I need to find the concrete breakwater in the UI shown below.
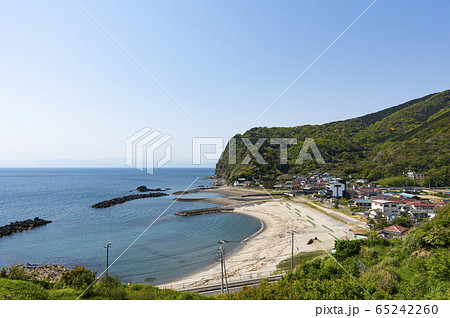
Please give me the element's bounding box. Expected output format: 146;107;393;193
0;217;52;238
172;188;213;195
174;206;234;217
92;193;169;208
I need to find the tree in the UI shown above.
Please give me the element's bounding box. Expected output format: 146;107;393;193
391;216;411;228
374;217;389;230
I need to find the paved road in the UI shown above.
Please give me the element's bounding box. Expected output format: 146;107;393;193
295;196;369;229
320;202;369;228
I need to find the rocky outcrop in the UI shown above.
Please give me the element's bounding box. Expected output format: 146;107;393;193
136;186;169;192
0;217;52;238
92;193;169;208
26;265;68;282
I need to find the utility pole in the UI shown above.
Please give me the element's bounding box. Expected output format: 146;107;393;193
287;230;299;271
103;242;111;275
218;240;229;293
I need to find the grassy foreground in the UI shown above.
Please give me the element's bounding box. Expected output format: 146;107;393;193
0;276;208;300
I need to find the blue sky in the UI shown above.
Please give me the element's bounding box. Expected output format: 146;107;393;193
1;0;449;167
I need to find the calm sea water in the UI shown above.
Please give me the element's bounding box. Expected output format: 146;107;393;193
0;168;262;284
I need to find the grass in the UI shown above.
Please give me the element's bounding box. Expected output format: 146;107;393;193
276;250;328;272
0;278;209;300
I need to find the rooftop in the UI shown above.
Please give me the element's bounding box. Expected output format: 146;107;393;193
380;224;409;234
372;199;397;204
400;193;417;198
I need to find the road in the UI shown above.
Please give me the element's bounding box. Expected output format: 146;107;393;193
294;196;369;229
179;274;285;296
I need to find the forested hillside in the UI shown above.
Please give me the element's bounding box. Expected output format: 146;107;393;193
215;90;450;184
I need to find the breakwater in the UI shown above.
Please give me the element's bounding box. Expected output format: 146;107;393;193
172;188;213;195
174;206;234;217
92;193;169;208
0;217;52;238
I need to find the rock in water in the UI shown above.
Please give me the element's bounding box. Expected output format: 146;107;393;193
0;217;52;238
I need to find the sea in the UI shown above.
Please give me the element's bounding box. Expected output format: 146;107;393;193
0;168;262;284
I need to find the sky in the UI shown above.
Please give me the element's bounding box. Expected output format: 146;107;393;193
0;0;449;168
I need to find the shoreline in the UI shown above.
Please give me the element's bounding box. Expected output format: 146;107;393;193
158;187;354;290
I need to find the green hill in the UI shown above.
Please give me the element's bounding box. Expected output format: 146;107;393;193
215;90;450;185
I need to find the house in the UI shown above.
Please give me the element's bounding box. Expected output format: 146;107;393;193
399;193;419;200
378;225;409;237
371;200;400;213
323;176;337;182
369;199;400;220
355;179;368;184
406;171;424;180
437;200;450;207
357;187;380;198
353;199;371;208
409;201;435;219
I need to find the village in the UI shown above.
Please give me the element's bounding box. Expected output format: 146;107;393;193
232;171;449;238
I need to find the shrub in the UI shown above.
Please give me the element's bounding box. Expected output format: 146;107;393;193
60;265;97;290
425;249;450;280
334;240;362;261
7;266;29;281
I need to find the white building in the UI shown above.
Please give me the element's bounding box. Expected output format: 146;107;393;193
371;200;400;214
328;182;345;198
369;200;400;220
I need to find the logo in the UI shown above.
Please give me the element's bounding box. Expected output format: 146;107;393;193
192;137;325;165
126;127;172;175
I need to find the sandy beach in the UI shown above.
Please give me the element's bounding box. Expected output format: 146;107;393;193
158;189;356;290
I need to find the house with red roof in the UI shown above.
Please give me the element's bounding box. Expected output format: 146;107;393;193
378;225;409;237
